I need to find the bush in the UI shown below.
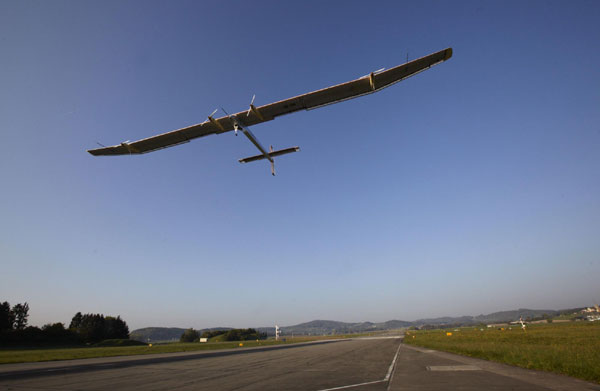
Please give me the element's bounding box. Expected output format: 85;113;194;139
222;328;267;341
201;330;227;339
180;328;200;342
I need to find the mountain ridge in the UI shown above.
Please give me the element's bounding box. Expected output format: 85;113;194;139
131;307;583;341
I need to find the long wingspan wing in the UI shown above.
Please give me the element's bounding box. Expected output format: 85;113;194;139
88;48;452;156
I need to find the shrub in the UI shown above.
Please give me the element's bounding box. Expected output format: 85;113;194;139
180;328;200;342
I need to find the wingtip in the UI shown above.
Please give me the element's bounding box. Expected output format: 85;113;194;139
444;47;453;60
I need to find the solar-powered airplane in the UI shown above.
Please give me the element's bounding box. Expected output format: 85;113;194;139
88;48;452;175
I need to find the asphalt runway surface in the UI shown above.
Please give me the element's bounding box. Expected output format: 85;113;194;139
1;337;598;391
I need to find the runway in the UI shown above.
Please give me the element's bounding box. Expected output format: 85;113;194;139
0;337;598;391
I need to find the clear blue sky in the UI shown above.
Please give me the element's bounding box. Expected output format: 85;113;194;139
1;0;599;330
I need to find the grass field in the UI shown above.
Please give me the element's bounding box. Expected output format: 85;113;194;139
404;322;600;383
0;334;366;365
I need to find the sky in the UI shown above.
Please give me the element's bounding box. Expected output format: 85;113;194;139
1;0;599;331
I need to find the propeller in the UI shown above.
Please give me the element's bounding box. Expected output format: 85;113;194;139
246;94;256;117
208;108;218;118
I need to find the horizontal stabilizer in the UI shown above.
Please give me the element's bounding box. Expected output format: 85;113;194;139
239;146;300;163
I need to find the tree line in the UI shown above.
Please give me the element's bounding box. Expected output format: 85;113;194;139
180;328;267;342
0;301;129;346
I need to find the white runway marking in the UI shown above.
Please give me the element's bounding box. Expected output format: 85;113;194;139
383;344;401;381
315;342;402;391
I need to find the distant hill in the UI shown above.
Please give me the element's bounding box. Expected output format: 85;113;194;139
278;319;413;336
414;308;562;326
474;308;559;323
131;307;583;339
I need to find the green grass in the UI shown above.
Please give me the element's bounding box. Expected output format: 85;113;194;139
0;340;290;364
0;333;370;365
93;339;148;347
404;322;600;383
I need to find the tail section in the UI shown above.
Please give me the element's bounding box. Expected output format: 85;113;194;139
239;146;300;163
239;146;300;176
